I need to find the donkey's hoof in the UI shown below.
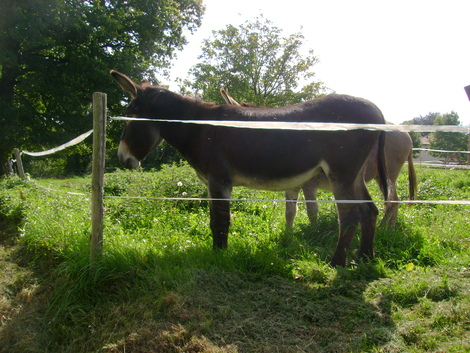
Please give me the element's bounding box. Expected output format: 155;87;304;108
329;257;346;268
357;251;375;263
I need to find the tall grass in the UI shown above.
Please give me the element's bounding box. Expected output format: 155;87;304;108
0;164;469;352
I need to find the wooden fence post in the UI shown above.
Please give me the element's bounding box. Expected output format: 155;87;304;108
465;85;470;165
13;148;25;179
90;92;107;262
5;158;14;176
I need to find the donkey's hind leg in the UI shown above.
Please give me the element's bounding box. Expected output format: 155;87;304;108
302;179;320;224
285;179;320;229
285;189;301;229
357;184;379;261
379;181;399;229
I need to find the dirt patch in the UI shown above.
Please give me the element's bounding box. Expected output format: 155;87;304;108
0;242;48;353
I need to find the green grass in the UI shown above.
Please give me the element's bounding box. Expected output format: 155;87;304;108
0;164;469;352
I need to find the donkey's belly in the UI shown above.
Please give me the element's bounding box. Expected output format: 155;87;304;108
232;165;324;191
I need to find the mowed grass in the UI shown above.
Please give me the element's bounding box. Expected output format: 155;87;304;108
0;163;469;352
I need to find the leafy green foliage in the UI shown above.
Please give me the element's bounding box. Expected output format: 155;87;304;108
403;112;440;128
429;112;468;160
0;0;204;169
403;111;469;161
186;16;327;107
407;131;422;157
0;195;25;242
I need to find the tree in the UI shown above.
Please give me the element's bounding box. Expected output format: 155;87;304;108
407;131;422;158
403;112;440;127
403;112;440;139
403;112;441;157
429;112;468;161
0;0;203;174
186;16;327;107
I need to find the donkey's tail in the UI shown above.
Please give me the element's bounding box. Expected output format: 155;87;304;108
377;131;389;200
407;152;418;201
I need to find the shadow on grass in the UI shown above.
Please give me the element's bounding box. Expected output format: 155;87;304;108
287;213;435;269
0;197;53;353
0;225;402;353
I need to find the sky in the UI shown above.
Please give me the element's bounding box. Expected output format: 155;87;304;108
168;0;470;125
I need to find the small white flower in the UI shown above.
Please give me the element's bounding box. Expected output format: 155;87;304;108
182;192;187;196
177;182;183;187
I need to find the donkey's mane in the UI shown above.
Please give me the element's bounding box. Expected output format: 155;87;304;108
145;85;218;108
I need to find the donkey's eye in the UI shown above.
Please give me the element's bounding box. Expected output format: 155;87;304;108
125;101;140;115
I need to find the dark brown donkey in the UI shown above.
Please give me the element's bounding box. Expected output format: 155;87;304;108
220;89;417;230
111;70;388;267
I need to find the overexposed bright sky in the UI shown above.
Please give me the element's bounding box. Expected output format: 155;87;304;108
169;0;470;125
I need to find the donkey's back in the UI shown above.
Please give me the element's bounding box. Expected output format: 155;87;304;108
217;94;384;125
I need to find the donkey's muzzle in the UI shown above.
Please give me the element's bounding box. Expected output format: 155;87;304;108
118;141;141;169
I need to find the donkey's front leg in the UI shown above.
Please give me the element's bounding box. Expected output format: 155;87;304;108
208;177;233;249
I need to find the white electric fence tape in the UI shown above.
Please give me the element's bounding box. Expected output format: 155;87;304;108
22;129;93;157
413;148;470;154
110;117;470;133
102;195;470;205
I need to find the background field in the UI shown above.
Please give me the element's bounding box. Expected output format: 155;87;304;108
1;164;469;352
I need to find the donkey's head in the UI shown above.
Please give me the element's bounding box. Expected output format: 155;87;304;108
111;70;164;168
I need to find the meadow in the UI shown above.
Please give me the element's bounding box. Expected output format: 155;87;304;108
0;163;469;352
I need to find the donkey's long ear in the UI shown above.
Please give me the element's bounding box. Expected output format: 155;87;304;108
220;88;241;106
110;70;138;99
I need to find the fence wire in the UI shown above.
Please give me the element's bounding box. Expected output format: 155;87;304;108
21;118;470;206
31;180;470;206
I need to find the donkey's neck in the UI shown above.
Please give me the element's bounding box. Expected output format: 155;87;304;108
154;91;217;120
154;99;224;172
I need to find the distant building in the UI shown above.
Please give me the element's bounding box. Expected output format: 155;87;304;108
414;136;441;165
